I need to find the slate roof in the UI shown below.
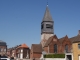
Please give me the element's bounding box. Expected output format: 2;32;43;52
42;5;53;22
69;35;80;43
0;40;7;46
32;44;42;53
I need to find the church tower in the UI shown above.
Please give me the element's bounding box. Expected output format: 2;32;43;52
41;5;54;47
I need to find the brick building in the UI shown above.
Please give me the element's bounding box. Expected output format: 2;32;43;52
30;44;42;60
43;35;72;53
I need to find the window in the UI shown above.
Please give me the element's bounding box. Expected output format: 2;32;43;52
21;49;23;52
41;24;44;29
1;48;3;51
65;44;68;53
54;44;57;53
46;24;53;29
0;48;1;52
78;44;80;49
4;48;6;52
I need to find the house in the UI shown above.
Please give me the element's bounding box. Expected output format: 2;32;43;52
7;44;21;58
7;48;12;58
30;44;42;60
0;40;7;56
16;43;30;59
71;30;80;60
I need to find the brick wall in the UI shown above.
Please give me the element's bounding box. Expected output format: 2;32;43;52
61;39;72;53
33;53;41;58
30;52;41;59
44;37;72;54
43;47;48;53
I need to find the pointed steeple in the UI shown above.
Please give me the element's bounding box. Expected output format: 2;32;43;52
41;4;54;48
42;5;53;22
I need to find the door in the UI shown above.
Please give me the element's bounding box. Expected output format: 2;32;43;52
66;55;72;60
79;56;80;60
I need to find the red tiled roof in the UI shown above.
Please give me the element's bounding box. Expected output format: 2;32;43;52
17;43;29;49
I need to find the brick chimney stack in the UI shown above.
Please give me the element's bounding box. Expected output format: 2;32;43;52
78;30;80;35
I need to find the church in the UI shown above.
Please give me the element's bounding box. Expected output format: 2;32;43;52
30;4;80;60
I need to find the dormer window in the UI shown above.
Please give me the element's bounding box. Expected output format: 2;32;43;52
46;24;53;29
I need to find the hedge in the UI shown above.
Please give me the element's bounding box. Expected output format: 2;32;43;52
44;54;65;58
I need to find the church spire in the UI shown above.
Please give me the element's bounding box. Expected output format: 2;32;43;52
42;4;53;22
41;4;54;48
41;4;54;34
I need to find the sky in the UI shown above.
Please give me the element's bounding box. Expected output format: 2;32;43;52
0;0;80;48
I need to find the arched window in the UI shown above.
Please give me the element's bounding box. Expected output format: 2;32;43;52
54;44;57;53
65;44;68;53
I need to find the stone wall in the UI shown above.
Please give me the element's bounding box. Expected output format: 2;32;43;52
72;42;80;60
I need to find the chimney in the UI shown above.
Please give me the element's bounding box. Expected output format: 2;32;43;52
78;30;80;35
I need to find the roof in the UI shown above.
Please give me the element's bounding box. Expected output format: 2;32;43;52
44;35;58;47
0;40;7;46
42;5;53;22
69;35;80;43
32;44;42;53
17;43;29;49
59;35;69;44
57;35;80;43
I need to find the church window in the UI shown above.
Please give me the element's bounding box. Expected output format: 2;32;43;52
65;44;68;53
78;44;80;49
54;44;57;53
46;24;53;29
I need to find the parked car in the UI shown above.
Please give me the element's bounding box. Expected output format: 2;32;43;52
0;55;10;60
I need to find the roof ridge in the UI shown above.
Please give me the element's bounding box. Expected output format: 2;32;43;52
69;35;77;39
